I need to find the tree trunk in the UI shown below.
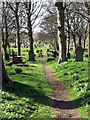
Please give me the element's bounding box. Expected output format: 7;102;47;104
67;18;70;58
88;22;90;58
84;2;90;58
0;40;11;84
73;34;77;50
55;2;67;63
79;36;82;46
28;2;35;61
15;3;21;56
2;61;12;84
83;37;86;49
2;2;9;60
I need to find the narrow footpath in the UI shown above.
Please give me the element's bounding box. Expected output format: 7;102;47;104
42;57;83;119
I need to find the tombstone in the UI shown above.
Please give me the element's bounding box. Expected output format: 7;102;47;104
29;50;35;61
47;57;55;62
47;53;52;57
12;51;17;62
7;50;28;66
53;51;59;58
13;56;23;64
36;50;39;53
38;52;43;57
49;50;53;53
67;52;71;59
6;53;10;61
47;49;50;52
40;50;42;53
85;54;88;57
75;46;84;61
34;44;37;48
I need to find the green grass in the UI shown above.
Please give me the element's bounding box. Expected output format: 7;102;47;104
48;57;89;118
2;43;90;119
2;47;53;119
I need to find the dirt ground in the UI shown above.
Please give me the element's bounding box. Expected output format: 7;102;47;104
43;58;85;119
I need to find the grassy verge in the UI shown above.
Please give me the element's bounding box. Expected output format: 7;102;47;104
2;58;53;119
48;57;89;118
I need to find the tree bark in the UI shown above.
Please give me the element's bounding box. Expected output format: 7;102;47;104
84;2;90;58
15;3;21;56
88;22;90;58
2;2;9;60
0;40;11;84
2;60;12;84
79;36;82;46
55;2;67;63
27;2;35;61
73;34;77;50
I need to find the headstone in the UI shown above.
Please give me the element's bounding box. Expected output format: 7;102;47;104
6;53;10;61
36;50;39;53
47;57;55;62
40;50;42;53
47;49;50;52
7;50;28;66
38;53;43;57
53;51;59;58
13;56;23;64
75;46;84;61
67;52;71;59
29;50;35;61
85;54;88;57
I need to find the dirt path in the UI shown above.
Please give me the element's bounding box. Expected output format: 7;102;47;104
42;58;83;119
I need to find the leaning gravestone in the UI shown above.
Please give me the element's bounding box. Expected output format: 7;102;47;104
75;46;84;61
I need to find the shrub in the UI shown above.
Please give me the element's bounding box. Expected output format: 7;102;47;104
14;68;22;74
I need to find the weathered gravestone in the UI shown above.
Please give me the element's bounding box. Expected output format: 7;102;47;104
47;49;50;52
75;46;84;61
67;52;71;59
13;56;22;64
47;57;55;62
29;50;35;61
53;51;59;58
5;53;10;61
7;51;28;66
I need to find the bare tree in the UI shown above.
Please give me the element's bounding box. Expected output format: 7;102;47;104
7;2;21;56
23;1;42;61
39;1;58;51
55;1;67;63
83;2;90;58
0;37;12;84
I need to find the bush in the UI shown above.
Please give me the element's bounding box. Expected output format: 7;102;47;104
14;68;22;74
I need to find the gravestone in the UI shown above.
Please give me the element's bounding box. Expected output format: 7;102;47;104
67;52;71;59
53;51;59;58
7;51;28;66
75;46;84;61
6;53;10;61
13;56;23;64
29;50;35;61
47;57;55;62
47;49;50;52
36;50;39;53
38;53;43;57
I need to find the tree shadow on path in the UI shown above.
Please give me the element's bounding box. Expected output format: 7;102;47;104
3;81;88;110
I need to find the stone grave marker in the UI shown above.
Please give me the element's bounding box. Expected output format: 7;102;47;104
75;46;84;61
